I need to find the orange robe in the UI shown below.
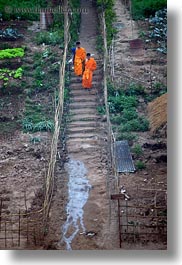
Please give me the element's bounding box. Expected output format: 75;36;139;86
74;47;86;76
82;58;97;89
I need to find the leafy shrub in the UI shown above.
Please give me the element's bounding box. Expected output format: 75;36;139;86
148;8;167;54
131;0;167;20
135;160;146;170
35;31;64;46
117;132;138;144
0;0;47;21
132;144;143;157
30;136;41;144
97;106;106;115
0;67;23;87
122;108;138;121
108;94;138;113
96;0;116;46
0;48;24;59
0;28;23;40
119;116;149;132
22;118;54;132
14;67;23;78
33;120;54;132
111;115;123;125
126;83;146;96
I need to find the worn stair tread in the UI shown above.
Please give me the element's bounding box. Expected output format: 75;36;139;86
70;95;97;102
70;89;97;96
68;127;97;134
70;113;99;121
69;121;98;127
68;132;99;139
70;81;101;89
70;108;97;115
67;137;99;145
70;101;97;108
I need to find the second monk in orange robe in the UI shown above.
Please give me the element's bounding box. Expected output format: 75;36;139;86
74;41;86;76
82;53;97;89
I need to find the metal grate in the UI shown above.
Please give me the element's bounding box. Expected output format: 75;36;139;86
114;140;135;173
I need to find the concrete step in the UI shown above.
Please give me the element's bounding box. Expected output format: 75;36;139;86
70;74;102;83
68;126;97;134
67;132;98;139
70;113;99;121
71;95;97;102
70;108;96;115
70;89;97;96
70;81;101;89
69;121;98;128
70;68;103;77
67;137;99;145
69;101;97;109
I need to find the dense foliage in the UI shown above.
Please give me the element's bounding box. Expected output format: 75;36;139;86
0;0;47;20
0;67;23;86
131;0;167;20
0;48;24;60
96;0;116;47
0;28;23;40
148;8;167;54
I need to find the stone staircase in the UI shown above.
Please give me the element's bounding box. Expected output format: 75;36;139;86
66;63;103;154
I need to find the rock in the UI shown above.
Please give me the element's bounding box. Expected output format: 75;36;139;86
85;231;97;237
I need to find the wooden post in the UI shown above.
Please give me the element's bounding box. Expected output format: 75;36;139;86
0;199;2;232
5;221;7;248
18;209;21;247
34;227;37;246
118;199;122;248
150;61;153;91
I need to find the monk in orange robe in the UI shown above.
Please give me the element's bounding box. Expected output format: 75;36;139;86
73;41;86;76
82;53;97;89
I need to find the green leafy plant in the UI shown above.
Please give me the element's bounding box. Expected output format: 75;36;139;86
35;31;64;46
108;94;138;113
22;118;34;132
97;106;106;115
132;144;143;157
0;67;23;87
0;48;24;59
96;0;116;46
29;136;41;144
14;67;23;79
0;28;23;40
119;116;149;132
117;132;138;144
131;0;167;20
135;160;146;170
126;83;146;96
33;120;54;132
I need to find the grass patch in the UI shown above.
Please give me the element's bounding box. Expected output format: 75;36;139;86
132;144;143;157
135;160;146;170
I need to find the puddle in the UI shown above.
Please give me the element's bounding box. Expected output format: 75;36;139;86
61;158;91;250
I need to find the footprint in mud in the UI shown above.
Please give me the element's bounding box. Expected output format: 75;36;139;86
60;158;92;250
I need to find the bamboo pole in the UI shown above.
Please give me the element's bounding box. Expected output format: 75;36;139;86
43;0;70;220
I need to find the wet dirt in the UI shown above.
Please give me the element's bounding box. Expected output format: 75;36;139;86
61;158;91;250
